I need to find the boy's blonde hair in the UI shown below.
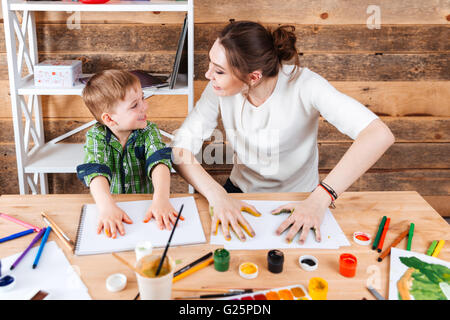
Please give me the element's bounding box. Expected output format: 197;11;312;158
82;69;141;124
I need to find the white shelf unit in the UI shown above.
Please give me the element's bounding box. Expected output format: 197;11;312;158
2;0;195;194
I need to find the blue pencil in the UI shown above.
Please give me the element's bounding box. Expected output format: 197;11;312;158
0;229;35;244
32;226;52;269
10;227;45;270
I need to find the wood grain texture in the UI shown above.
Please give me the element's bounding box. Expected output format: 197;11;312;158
1;52;449;81
0;191;448;299
199;142;450;170
1;142;449;193
193;24;450;53
193;0;450;24
2;23;448;53
196;52;450;81
1;80;448;117
1;117;449;144
2;0;448;23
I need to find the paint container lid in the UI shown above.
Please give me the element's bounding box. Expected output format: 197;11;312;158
353;232;371;246
239;262;258;280
299;255;318;271
267;249;284;273
135;240;153;262
214;248;230;272
106;273;127;293
0;275;15;292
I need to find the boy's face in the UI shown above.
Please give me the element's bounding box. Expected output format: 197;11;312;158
106;86;148;132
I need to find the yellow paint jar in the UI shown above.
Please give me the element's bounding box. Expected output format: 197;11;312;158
308;277;328;300
239;262;258;279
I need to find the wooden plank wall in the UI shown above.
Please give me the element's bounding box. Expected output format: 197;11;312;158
0;1;449;216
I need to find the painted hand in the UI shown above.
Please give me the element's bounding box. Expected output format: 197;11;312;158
272;200;326;244
209;196;260;242
143;198;184;230
97;204;133;239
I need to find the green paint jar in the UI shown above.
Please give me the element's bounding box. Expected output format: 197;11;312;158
214;248;230;272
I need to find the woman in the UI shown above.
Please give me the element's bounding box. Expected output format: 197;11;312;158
171;21;394;243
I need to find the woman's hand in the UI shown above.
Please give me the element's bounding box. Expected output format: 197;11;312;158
209;192;261;241
143;198;183;230
272;188;331;243
97;203;133;239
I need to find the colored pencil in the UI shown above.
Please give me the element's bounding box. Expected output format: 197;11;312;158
155;204;184;276
376;217;391;253
172;288;249;293
172;257;214;283
372;216;387;250
367;286;385;300
406;223;414;251
30;290;49;300
174;289;253;300
10;228;46;270
0;229;35;243
41;212;74;245
173;252;213;278
32;226;52;269
431;240;445;258
42;215;74;252
0;213;41;232
377;228;409;262
426;240;438;256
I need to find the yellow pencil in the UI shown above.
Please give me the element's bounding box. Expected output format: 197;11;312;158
431;240;445;258
172;257;214;283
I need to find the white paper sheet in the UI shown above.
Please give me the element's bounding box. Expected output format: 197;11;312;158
0;241;91;300
74;196;206;255
210;200;350;250
389;247;450;300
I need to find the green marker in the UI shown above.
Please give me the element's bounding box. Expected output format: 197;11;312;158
372;216;387;250
406;223;415;251
426;240;438;255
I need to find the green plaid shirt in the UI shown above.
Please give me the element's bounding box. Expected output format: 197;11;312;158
76;121;172;194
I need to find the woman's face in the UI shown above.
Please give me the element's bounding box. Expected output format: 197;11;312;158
205;39;246;96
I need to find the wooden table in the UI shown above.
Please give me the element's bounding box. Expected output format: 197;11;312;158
0;191;448;300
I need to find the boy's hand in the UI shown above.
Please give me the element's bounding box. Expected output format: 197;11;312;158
97;203;133;239
143;199;183;230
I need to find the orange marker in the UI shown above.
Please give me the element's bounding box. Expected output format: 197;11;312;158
376;218;390;253
377;228;409;262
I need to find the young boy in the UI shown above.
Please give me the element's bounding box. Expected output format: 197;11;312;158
76;69;178;239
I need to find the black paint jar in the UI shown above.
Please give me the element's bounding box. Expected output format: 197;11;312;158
267;249;284;273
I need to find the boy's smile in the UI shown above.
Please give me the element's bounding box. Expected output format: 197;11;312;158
104;85;148;146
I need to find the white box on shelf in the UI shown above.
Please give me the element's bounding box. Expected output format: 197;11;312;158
34;60;82;88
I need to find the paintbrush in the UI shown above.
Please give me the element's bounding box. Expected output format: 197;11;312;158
175;289;253;300
112;252;147;278
155;204;184;276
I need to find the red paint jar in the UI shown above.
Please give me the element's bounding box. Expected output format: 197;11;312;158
339;253;357;278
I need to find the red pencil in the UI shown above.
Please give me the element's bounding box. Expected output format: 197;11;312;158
376;217;390;252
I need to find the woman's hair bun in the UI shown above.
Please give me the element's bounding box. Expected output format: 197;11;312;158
272;25;298;62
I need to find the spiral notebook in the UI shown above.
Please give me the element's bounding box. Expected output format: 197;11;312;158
74;196;206;256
